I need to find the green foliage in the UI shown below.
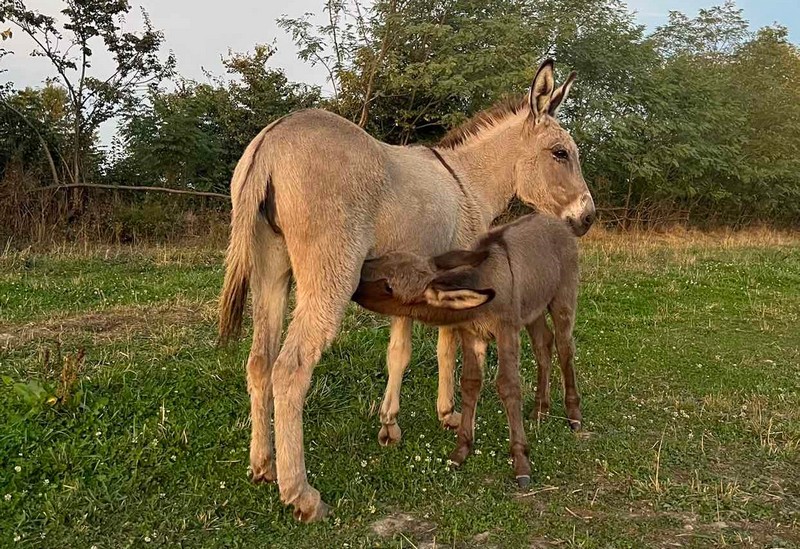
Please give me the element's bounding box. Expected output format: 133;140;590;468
112;45;319;194
0;85;72;182
0;0;175;184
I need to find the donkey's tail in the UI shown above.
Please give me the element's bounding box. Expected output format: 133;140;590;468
218;122;281;345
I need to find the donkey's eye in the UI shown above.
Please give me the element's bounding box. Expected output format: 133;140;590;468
552;148;569;162
383;281;393;295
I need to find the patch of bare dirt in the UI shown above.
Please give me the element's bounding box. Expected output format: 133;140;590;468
0;301;215;348
371;512;437;545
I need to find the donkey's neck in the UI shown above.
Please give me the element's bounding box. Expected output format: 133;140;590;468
437;113;526;225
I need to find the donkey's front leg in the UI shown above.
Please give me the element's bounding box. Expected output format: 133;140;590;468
436;326;462;429
378;316;412;446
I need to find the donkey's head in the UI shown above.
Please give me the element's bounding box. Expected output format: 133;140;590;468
353;250;495;324
515;60;595;236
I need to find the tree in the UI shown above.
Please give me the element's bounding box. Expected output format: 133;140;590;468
0;85;72;186
113;46;319;194
0;0;175;185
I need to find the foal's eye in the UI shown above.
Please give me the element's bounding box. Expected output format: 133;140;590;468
552;148;569;162
383;281;393;295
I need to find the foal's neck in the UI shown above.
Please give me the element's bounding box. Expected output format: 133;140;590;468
436;113;525;225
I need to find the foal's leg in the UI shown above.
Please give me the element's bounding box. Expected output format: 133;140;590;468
247;230;292;483
550;298;582;430
450;330;486;466
526;315;555;422
496;328;532;487
378;316;412;446
436;326;462;429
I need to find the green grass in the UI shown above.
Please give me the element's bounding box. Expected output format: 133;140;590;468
1;237;799;548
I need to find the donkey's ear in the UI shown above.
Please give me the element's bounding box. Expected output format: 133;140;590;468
528;59;556;123
548;71;577;117
423;287;495;310
432;248;490;270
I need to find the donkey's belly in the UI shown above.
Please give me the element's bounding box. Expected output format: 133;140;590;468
369;190;463;259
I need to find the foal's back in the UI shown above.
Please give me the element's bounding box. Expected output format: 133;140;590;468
477;214;579;326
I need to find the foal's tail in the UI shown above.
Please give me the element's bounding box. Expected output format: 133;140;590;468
218;123;281;345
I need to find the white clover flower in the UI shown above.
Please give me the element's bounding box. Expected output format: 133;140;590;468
219;482;226;489
43;479;50;485
360;460;367;468
4;494;11;501
414;455;421;462
145;536;151;543
13;535;21;542
14;466;21;473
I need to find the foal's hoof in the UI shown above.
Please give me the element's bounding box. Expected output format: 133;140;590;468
440;411;462;431
293;500;331;523
516;475;531;489
532;403;550;423
567;415;582;432
449;444;470;467
378;423;402;446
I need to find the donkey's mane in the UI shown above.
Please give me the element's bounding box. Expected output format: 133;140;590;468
437;95;528;149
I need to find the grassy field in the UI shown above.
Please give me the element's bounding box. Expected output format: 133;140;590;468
1;230;799;548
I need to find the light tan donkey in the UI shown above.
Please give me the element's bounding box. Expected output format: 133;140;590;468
218;60;594;522
353;213;582;487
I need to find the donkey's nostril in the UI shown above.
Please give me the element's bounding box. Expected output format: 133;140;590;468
582;212;596;227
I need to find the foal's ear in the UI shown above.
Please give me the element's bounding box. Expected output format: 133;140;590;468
548;71;577;117
360;258;388;282
424;269;495;310
528;59;556;124
423;287;495;310
432;248;490;270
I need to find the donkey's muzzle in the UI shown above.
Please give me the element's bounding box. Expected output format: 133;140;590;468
569;208;595;236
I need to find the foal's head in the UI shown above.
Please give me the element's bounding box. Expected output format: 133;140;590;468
515;60;595;236
353;249;495;324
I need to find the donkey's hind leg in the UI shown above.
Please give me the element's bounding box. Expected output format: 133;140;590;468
248;226;291;483
271;240;368;522
436;326;462;429
378;316;412;446
550;295;581;431
526;315;555;423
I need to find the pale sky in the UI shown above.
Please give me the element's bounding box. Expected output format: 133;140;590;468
2;0;798;142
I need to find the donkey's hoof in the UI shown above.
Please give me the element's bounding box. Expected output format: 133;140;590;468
568;418;582;432
378;423;402;446
516;475;531;489
441;411;462;431
249;463;277;484
293;499;331;523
